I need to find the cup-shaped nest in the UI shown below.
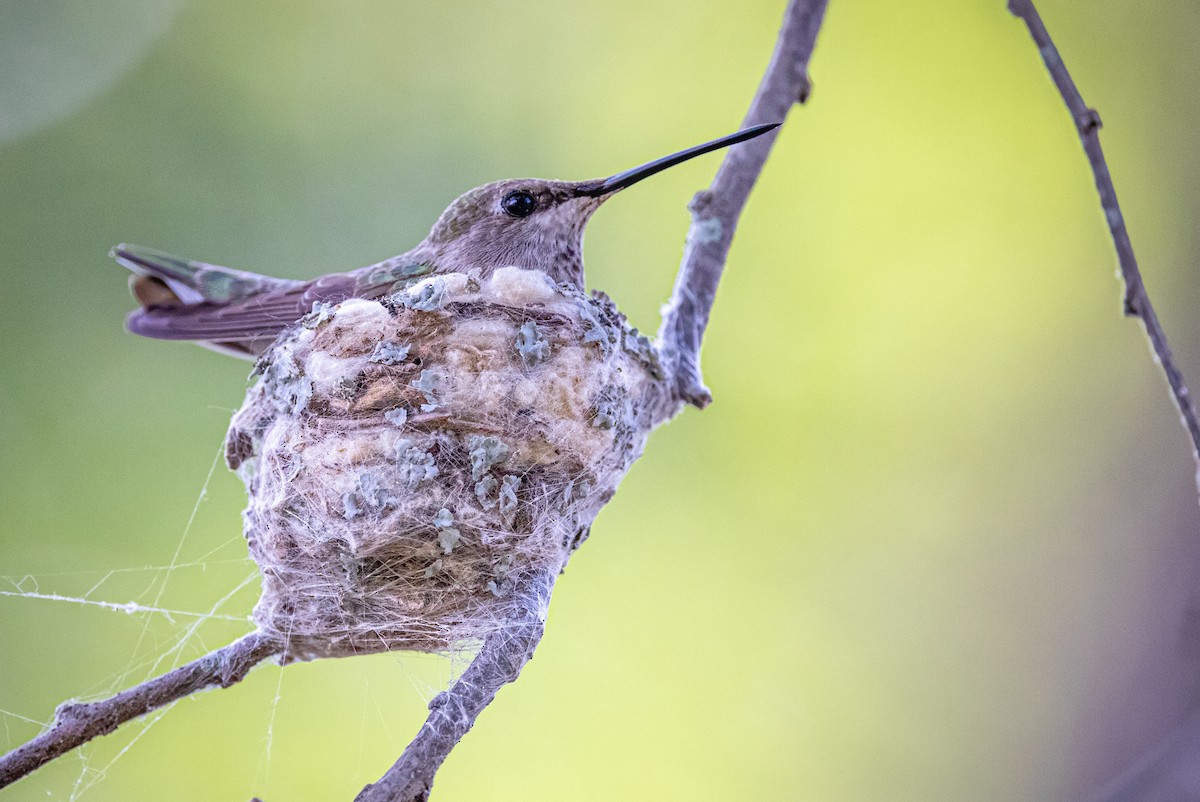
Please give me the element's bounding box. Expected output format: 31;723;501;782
225;268;678;661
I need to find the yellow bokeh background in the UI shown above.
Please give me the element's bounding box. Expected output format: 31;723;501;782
3;2;1200;800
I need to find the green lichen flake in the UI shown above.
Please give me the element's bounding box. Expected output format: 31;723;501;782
467;435;509;480
395;439;438;489
410;369;444;411
369;341;411;365
515;320;550;366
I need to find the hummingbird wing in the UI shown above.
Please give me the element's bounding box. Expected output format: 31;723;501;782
126;274;356;342
114;245;434;358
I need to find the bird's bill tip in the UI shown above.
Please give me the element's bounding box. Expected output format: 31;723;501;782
576;122;783;197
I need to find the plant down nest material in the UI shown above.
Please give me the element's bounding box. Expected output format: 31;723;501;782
225;267;680;662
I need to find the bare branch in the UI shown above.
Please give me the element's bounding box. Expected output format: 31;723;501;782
1007;0;1200;483
657;0;829;409
0;630;279;790
355;570;556;802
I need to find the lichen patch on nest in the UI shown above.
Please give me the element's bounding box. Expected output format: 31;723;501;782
226;267;679;661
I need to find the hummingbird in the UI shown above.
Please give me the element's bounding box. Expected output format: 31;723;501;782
112;123;778;358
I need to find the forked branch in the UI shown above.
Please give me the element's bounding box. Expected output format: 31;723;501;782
0;631;280;789
658;0;829;408
1008;0;1200;481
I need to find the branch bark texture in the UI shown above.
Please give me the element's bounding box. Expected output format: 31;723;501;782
355;570;556;802
0;630;279;789
658;0;829;408
1008;0;1200;482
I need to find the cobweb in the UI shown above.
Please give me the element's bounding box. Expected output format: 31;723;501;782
0;428;466;800
0;439;265;799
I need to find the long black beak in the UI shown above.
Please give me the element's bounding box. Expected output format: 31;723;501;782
575;122;780;197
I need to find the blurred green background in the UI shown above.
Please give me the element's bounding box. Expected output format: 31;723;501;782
3;1;1200;800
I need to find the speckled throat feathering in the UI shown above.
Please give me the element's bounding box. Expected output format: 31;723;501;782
111;124;777;663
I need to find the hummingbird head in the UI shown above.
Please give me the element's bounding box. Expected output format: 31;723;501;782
416;123;780;287
420;178;605;286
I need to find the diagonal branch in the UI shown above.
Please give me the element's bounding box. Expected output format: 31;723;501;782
355;569;556;802
1007;0;1200;483
657;0;829;409
0;630;280;790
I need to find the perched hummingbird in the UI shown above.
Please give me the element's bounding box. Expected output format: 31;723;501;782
112;123;778;357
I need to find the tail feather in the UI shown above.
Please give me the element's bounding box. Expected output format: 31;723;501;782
110;244;303;305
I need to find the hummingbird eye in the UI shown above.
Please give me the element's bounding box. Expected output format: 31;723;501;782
501;190;537;218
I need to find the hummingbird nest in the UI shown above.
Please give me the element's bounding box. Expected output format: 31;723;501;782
225;267;679;661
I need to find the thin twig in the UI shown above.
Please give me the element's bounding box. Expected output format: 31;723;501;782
355;570;556;802
0;630;279;789
1008;0;1200;483
657;0;829;408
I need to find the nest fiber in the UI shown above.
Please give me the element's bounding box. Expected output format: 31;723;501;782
225;267;679;661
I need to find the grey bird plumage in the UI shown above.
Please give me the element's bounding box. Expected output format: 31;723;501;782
112;123;779;358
